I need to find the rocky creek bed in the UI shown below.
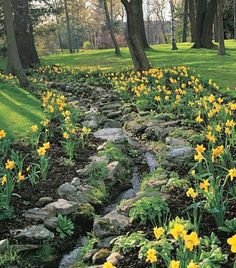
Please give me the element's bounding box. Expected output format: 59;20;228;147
1;78;235;268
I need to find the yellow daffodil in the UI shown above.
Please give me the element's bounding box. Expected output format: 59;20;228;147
154;227;164;240
184;232;200;251
31;125;38;133
226;120;235;128
187;260;199;268
5;160;15;170
194;153;204;162
43;142;51;150
206;132;216;143
1;175;7;186
228;168;236;181
170;223;186;240
186;187;198;199
211;145;224;162
154;95;161;102
199;179;210;193
63;132;70;139
0;130;6;139
146;248;157;263
195;144;206;154
103;262;116;268
82;127;91;135
227;234;236;253
18;172;25;182
169;260;180;268
215;124;222;132
195;115;203;123
225;127;232;135
37;147;46;156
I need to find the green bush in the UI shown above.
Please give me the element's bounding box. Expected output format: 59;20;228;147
129;194;169;225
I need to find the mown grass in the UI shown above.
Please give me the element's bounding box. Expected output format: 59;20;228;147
0;83;44;139
41;40;236;94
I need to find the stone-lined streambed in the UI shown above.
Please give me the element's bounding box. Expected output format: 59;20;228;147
59;129;157;268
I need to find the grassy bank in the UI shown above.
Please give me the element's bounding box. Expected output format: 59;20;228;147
0;83;44;138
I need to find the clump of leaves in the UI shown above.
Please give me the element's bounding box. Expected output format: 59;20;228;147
129;194;169;225
0;247;20;266
112;232;148;254
56;214;74;239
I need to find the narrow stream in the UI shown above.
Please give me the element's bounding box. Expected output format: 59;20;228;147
59;147;157;268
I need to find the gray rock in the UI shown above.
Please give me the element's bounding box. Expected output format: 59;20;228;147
117;189;136;201
24;208;50;223
67;184;106;206
44;216;58;230
103;119;122;128
97;236;117;249
12;225;54;241
106;111;122;119
82;119;98;130
59;247;82;268
93;210;130;238
89;155;109;164
71;177;81;187
94;128;127;143
92;248;111;265
83;249;99;262
0;239;9;253
165;137;190;147
38;197;53;206
100;103;121;111
106;252;122;266
165;146;194;168
58;183;77;199
45;199;78;215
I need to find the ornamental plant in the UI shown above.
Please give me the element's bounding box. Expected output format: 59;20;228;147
0;159;26;219
37;142;51;180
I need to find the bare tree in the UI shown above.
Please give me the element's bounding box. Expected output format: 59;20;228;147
192;0;217;49
234;0;236;39
169;0;178;50
12;0;40;69
103;0;121;56
217;0;225;55
121;0;150;71
64;0;73;53
3;0;29;87
182;0;188;42
151;0;169;44
188;0;196;42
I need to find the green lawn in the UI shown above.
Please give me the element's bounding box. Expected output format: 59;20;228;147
42;40;236;92
0;83;44;139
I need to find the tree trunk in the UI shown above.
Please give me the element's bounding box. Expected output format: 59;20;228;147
170;0;178;50
214;16;218;42
138;0;150;49
182;0;188;42
3;0;29;87
192;0;217;49
11;0;39;69
189;0;196;42
234;0;236;39
64;0;73;53
217;0;225;55
121;0;150;71
103;0;121;56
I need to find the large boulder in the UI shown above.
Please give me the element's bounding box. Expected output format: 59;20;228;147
45;199;78;215
164;146;194;171
94;128;127;143
12;225;54;241
93;210;130;238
